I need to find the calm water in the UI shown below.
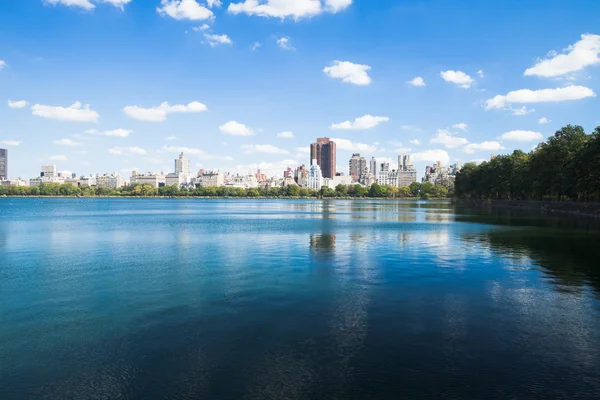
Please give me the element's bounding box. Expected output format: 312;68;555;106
2;199;600;399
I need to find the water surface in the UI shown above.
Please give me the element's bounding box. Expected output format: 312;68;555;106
2;199;600;399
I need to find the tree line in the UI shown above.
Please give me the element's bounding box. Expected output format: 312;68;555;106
455;125;600;202
0;181;451;199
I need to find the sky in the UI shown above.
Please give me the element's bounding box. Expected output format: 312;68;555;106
0;0;599;180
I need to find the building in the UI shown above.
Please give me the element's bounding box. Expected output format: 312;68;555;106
197;170;224;187
283;167;294;179
41;165;58;179
396;153;418;187
0;149;7;181
324;175;353;189
376;161;390;186
423;161;458;187
174;152;191;175
369;157;377;178
308;159;324;190
349;153;367;183
30;165;65;186
130;171;166;188
295;164;309;188
310;138;336;178
96;173;124;189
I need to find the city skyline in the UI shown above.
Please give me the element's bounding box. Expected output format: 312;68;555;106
1;1;599;179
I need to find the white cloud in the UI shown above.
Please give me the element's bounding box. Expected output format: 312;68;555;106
452;122;468;131
430;129;469;149
43;0;95;10
440;70;475;88
192;24;211;31
510;106;535;116
409;139;420;145
498;130;544;142
0;60;6;69
49;155;68;161
412;150;450;165
277;131;295;138
166;135;177;140
203;33;233;47
476;69;484;77
524;34;600;77
485;85;596;109
99;0;132;10
538;117;550;125
330;114;390;130
54;138;84;147
277;37;295;50
330;138;377;153
8;100;28;109
206;0;222;7
31;101;99;122
407;76;426;87
242;144;290;155
251;42;261;51
1;140;21;146
157;0;214;21
400;125;420;131
323;60;371;86
228;0;351;19
161;145;204;155
219;120;253;136
463;141;503;154
235;159;299;175
108;146;148;155
124;101;207;122
85;128;132;137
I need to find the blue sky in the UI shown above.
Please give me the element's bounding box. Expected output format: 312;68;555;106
1;0;599;179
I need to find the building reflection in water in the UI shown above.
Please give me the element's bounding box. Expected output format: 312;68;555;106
310;234;336;254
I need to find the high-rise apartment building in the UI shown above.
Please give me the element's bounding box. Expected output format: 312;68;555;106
397;153;418;187
349;153;367;183
174;152;191;175
369;157;377;178
310;138;336;179
0;149;7;181
308;159;324;190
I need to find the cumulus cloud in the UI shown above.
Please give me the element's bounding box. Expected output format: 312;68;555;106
31;101;100;122
1;140;21;146
409;139;420;145
430;129;469;149
485;85;596;109
161;145;204;155
192;24;211;31
330;138;377;153
157;0;214;21
242;144;290;155
206;0;222;6
8;100;28;109
53;138;84;147
228;0;352;19
452;122;468;131
538;117;550;125
43;0;95;10
0;60;6;69
440;70;475;88
124;101;207;122
330;114;390;130
203;33;233;47
323;60;371;85
277;131;295;138
524;34;600;77
108;147;147;155
476;69;484;77
463;141;503;154
85;128;132;137
49;155;68;161
277;37;295;50
509;106;535;116
498;130;544;142
251;42;261;51
412;150;450;165
99;0;132;10
219;121;253;136
407;76;426;87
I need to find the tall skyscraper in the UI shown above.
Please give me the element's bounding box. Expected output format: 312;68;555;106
349;153;367;182
0;149;6;181
310;138;336;179
399;154;413;171
174;152;191;175
369;157;377;177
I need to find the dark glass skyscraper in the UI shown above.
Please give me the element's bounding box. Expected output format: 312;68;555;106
310;138;336;179
0;149;7;181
